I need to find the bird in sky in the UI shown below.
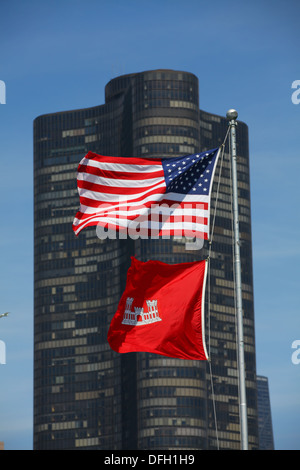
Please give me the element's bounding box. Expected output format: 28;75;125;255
0;312;9;319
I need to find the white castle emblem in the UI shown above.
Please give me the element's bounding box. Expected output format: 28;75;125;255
122;297;162;326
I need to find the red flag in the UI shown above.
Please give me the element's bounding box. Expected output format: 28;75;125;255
107;257;208;361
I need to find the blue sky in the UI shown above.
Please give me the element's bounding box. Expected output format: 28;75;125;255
0;0;299;450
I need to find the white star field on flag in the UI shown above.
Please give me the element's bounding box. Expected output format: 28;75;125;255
162;149;219;195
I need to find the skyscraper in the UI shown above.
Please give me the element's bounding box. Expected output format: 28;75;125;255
257;375;274;450
34;69;258;450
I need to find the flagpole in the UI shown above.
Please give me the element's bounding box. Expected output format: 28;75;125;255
226;109;249;450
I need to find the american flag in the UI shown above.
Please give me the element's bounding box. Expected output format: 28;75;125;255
72;148;220;239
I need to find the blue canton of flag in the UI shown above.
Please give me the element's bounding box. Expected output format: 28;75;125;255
162;148;220;195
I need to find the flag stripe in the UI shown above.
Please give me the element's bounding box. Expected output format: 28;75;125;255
80;152;163;170
77;197;209;212
76;203;209;219
77;171;165;188
77;178;166;195
78;162;165;180
76;184;166;204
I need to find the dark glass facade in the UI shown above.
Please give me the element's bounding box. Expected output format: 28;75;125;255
34;69;259;450
34;103;133;449
257;376;274;450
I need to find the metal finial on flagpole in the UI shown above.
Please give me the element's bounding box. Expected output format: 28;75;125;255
226;109;249;450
